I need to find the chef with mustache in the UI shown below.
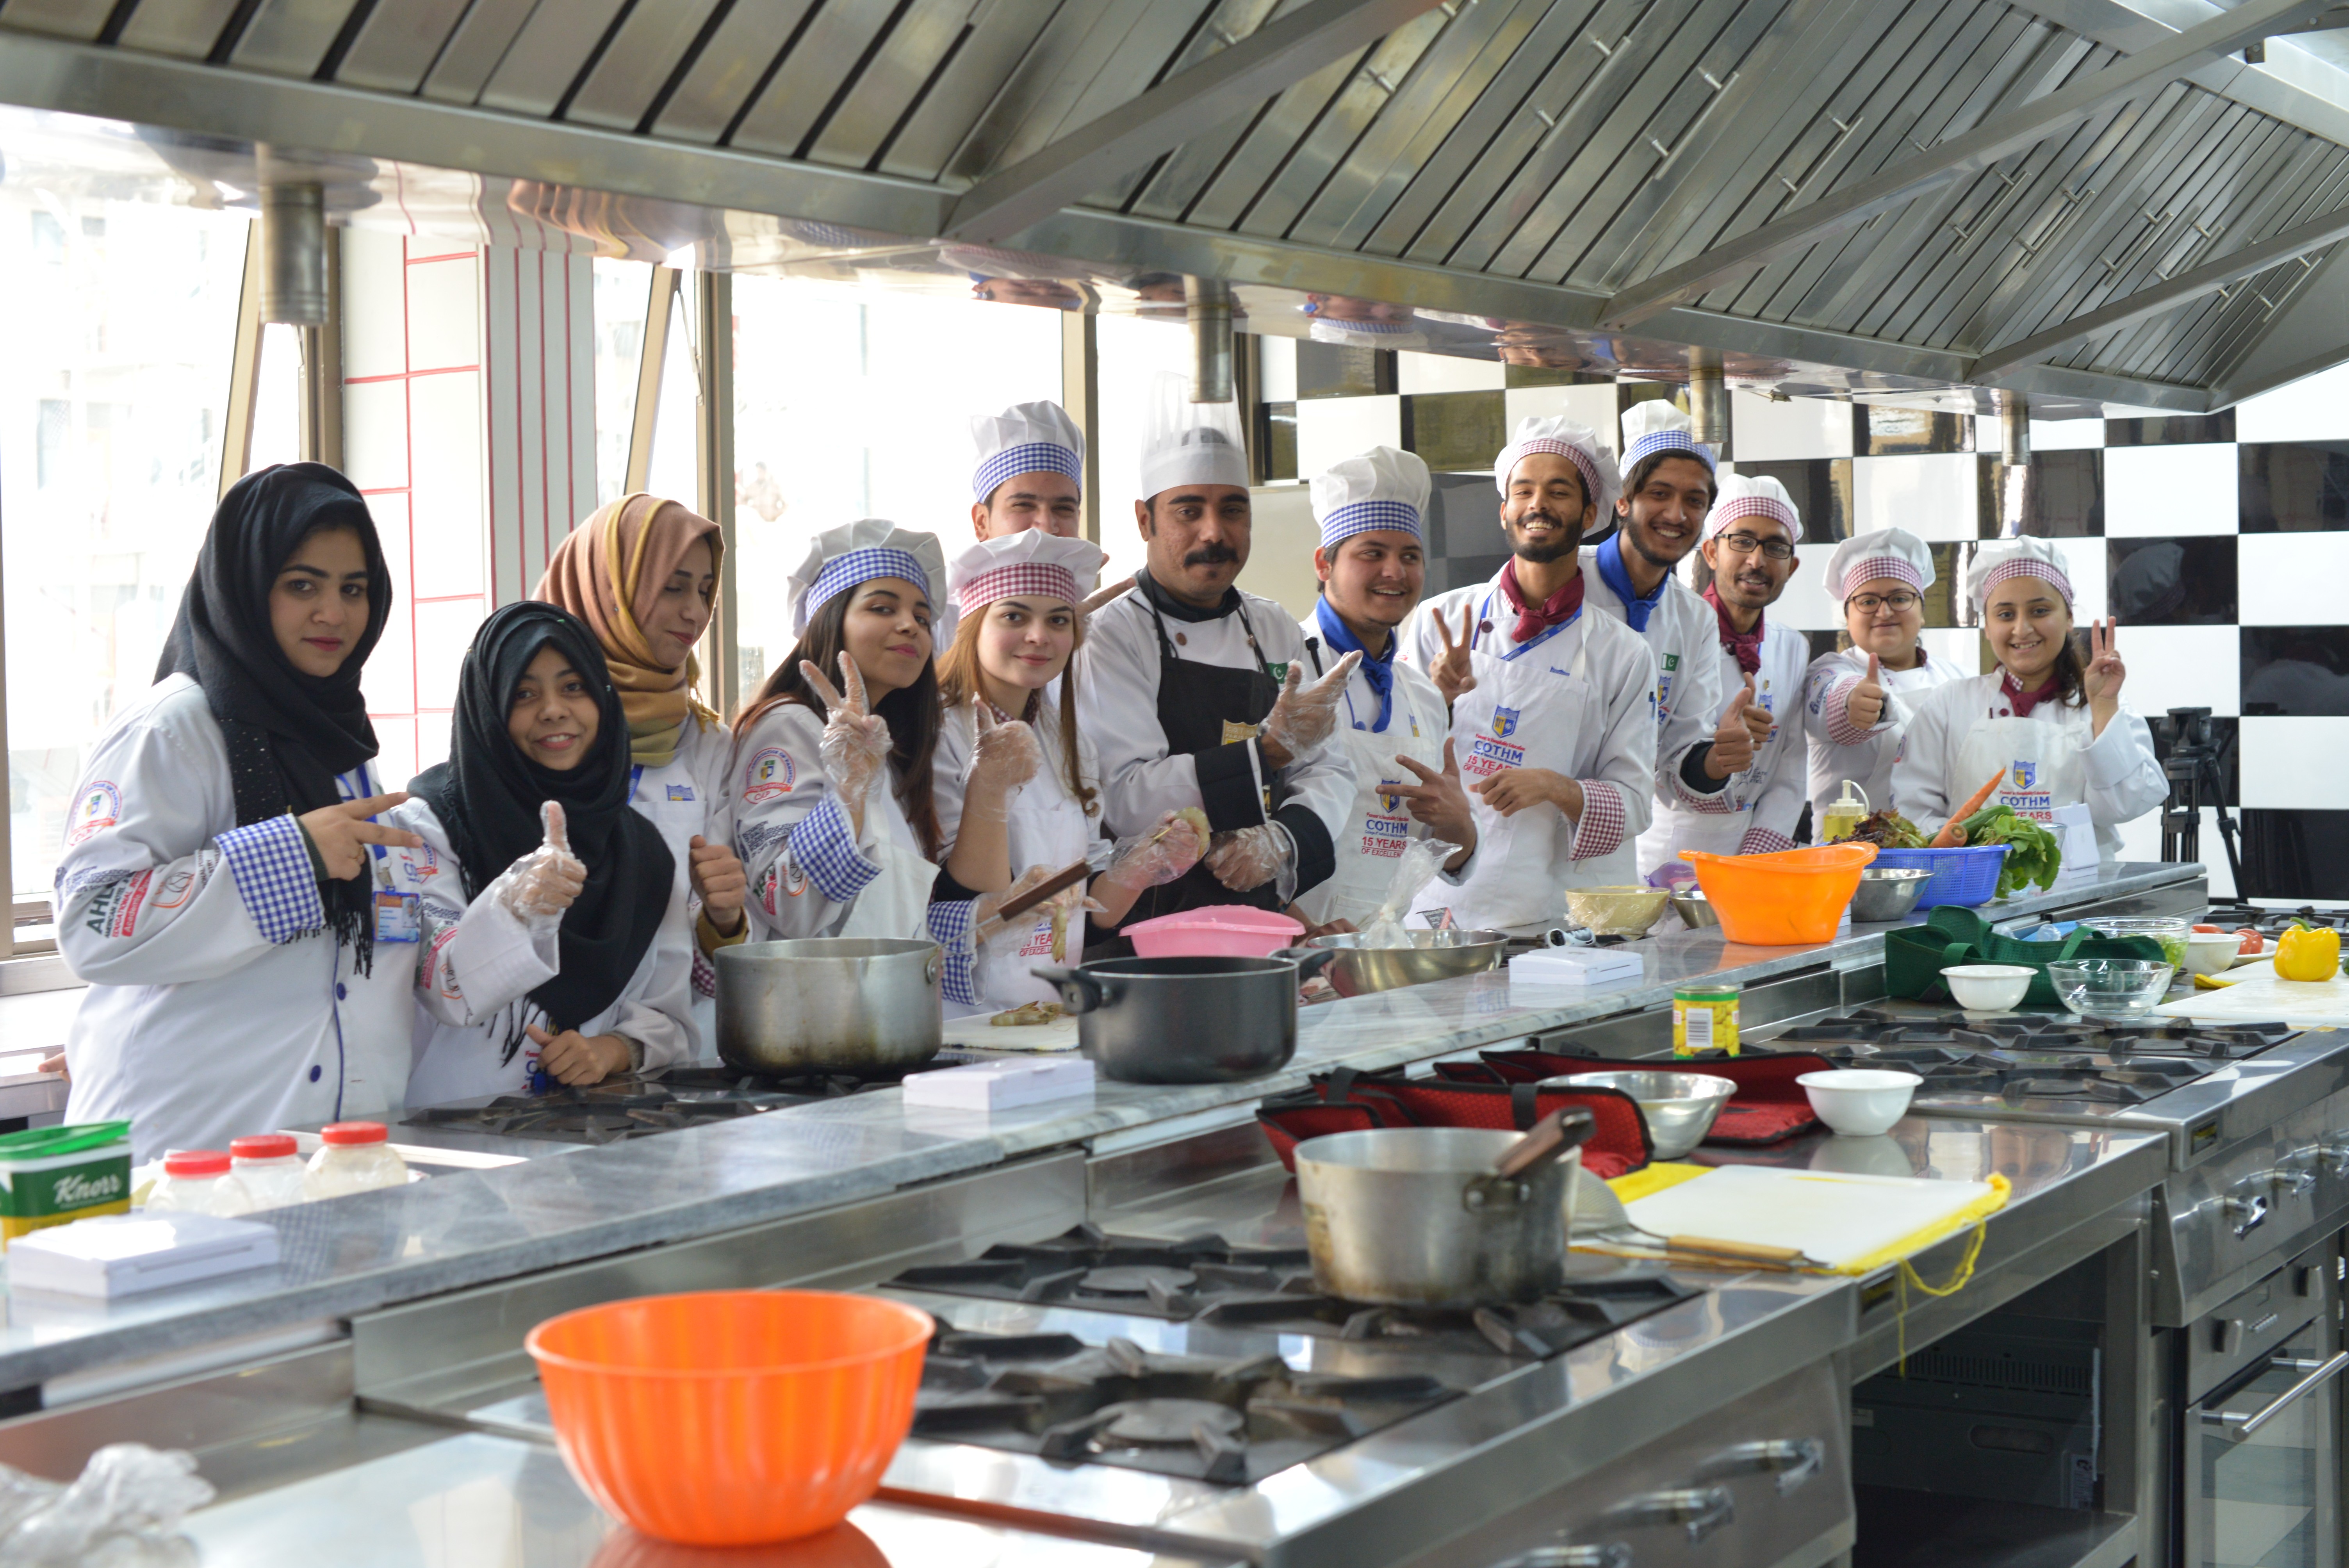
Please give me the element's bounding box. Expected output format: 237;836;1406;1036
1640;474;1811;868
1076;374;1358;944
1401;417;1660;929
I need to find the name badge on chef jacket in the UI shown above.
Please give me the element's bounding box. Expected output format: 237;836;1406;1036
374;889;421;943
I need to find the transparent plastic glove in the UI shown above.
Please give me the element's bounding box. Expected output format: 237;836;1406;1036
1259;651;1361;763
1101;809;1209;893
1355;838;1463;950
959;698;1041;825
0;1443;212;1567
1205;823;1292;898
488;802;586;930
799;653;891;814
973;863;1103;949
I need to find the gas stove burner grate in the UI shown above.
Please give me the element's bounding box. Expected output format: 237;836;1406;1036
2202;903;2349;937
914;1329;1457;1484
1190;1273;1698;1359
890;1226;1314;1317
402;1064;904;1144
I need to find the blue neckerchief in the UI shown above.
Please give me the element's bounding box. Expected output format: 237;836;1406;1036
1596;533;1667;633
1314;597;1394;733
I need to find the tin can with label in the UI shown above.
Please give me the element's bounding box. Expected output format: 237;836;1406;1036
1672;984;1740;1057
0;1123;132;1245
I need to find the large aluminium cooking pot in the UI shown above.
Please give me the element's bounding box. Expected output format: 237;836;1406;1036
1029;951;1336;1084
1294;1110;1595;1306
715;938;942;1076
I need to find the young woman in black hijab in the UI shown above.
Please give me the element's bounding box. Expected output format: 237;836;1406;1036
56;463;434;1161
399;602;688;1102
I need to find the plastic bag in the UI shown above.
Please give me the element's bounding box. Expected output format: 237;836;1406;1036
1355;838;1462;949
0;1444;212;1566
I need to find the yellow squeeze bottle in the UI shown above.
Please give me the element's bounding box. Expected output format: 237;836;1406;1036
1820;779;1869;844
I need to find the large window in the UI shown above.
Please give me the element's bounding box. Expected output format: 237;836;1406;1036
729;276;1062;693
0;195;248;905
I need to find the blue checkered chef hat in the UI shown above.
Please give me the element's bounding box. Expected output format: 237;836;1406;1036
787;519;955;644
1311;445;1429;550
970;401;1085;504
1620;400;1715;474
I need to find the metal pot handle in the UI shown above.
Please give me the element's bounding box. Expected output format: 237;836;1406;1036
1272;947;1340;982
925;951;941;987
1029;965;1109;1015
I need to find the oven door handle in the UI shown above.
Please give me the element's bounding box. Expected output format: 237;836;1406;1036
2201;1350;2349;1440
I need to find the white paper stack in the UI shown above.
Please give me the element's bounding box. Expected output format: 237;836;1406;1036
901;1057;1096;1112
1509;948;1644;986
8;1212;279;1298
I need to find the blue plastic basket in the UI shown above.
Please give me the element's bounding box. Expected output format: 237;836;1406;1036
1869;845;2010;909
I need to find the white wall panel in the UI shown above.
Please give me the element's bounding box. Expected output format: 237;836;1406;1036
2104;444;2238;536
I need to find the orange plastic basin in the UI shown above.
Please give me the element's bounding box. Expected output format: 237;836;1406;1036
527;1290;932;1547
1679;843;1879;945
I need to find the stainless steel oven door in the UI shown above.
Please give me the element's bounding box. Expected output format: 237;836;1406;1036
2182;1244;2343;1568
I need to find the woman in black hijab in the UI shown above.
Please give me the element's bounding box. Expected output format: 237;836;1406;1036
401;602;686;1099
57;463;431;1160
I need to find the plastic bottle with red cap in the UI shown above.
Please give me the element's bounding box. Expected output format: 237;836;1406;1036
145;1149;256;1216
302;1122;408;1200
230;1134;309;1210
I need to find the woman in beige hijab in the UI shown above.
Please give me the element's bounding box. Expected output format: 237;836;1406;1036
538;495;747;1044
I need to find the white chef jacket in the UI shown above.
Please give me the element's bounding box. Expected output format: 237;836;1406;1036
1891;674;2166;865
1800;646;1968;823
55;674;522;1160
1638;619;1811;872
1401;574;1660;918
628;715;733;1058
393;796;695;1108
1580;544;1724;794
1074;582;1355;889
934;700;1111;1007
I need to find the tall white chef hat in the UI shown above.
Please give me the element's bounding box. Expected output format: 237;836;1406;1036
1492;415;1620;519
788;519;954;644
1965;536;2073;609
1139;370;1249;500
1310;445;1429;550
970;400;1085;503
1825;527;1935;598
1620;400;1715;474
947;530;1106;615
1706;474;1800;540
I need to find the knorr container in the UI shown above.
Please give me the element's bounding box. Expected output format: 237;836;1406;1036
0;1123;132;1245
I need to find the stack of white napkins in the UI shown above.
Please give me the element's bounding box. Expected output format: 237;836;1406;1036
902;1057;1095;1112
8;1212;278;1298
1509;947;1644;986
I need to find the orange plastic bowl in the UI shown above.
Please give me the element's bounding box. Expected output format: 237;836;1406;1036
1679;843;1879;945
526;1290;933;1547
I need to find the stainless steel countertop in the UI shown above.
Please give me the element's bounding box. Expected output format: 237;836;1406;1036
0;861;2201;1397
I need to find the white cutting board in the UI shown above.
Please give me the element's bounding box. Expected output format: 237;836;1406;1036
1622;1164;1999;1272
939;1014;1082;1053
2155;962;2349;1026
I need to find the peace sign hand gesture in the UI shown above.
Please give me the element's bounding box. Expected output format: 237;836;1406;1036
297;792;425;882
2083;617;2126;733
1260;650;1361;768
1430;604;1478;706
800;653;892;833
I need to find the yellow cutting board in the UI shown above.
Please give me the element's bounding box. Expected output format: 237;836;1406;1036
1620;1163;2006;1274
2155;962;2349;1025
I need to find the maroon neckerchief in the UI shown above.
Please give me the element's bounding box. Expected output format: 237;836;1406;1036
2001;669;2061;718
1702;583;1764;674
1497;558;1586;643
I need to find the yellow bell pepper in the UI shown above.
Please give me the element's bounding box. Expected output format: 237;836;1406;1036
2274;922;2341;983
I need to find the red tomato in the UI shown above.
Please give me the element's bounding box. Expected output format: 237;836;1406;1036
2237;928;2265;956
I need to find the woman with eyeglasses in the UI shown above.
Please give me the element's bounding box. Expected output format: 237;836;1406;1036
1800;529;1966;829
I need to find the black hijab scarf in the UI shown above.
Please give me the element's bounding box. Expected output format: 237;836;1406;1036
411;602;674;1058
158;462;390;968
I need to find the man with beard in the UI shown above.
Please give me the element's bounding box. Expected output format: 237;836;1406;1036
1292;446;1476;932
1077;375;1358;944
1400;417;1660;930
1641;474;1810;866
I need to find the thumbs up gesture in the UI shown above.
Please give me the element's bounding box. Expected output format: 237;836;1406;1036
1704;676;1768;779
1848;653;1887;730
495;800;588;922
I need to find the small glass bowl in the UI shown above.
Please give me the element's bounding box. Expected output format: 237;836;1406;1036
2045;958;2178;1020
2082;916;2192;968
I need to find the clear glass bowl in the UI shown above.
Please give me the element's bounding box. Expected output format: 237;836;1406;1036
2045;958;2178;1020
2082;916;2192;968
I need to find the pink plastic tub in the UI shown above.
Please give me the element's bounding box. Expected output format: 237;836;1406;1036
1125;905;1304;959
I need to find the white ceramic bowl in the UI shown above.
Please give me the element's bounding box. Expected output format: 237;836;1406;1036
1941;963;2035;1011
2184;930;2242;978
1797;1069;1923;1137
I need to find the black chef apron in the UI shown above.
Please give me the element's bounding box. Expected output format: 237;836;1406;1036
1099;579;1286;947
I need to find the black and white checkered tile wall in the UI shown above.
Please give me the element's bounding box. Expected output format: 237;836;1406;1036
1256;335;2349;902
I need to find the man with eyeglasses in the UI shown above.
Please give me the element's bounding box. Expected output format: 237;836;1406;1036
1640;474;1811;869
1800;528;1964;828
1590;403;1767;861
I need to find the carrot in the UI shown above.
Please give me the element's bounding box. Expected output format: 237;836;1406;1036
1933;770;2006;847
